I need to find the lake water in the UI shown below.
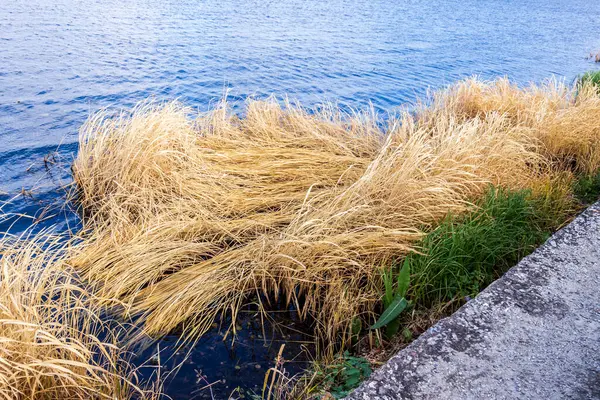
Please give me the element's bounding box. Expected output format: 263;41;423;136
1;0;600;397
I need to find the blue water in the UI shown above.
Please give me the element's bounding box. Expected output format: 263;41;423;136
1;0;600;397
2;0;600;231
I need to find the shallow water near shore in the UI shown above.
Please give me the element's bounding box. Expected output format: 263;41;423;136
1;0;600;397
134;303;314;399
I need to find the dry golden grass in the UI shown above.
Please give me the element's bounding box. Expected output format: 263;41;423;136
0;232;155;400
71;100;384;342
586;52;600;63
7;76;596;397
421;77;600;174
69;83;575;353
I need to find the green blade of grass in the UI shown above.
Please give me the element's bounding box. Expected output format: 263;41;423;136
370;296;408;330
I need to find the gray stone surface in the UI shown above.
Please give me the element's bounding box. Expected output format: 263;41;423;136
348;203;600;400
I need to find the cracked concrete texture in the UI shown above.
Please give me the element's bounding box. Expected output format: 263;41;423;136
347;203;600;400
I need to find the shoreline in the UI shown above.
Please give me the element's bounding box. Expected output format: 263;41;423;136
348;201;600;399
2;74;600;399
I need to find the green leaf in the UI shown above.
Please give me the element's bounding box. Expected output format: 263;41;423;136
345;376;360;387
397;258;411;298
382;268;394;307
351;317;362;336
331;389;350;399
370;296;408;329
384;317;401;338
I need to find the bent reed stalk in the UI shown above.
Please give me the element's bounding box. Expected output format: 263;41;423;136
68;77;600;355
0;232;157;400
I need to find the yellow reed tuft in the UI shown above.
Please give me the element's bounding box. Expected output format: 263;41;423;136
0;232;156;400
422;77;600;174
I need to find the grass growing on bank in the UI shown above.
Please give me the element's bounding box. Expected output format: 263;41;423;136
579;70;600;91
293;180;599;397
4;73;600;399
406;186;548;308
70;99;548;354
0;233;157;400
574;171;600;204
67;76;600;358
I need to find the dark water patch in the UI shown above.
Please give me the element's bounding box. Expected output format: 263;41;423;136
134;303;314;400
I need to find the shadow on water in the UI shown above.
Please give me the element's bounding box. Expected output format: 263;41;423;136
134;301;315;400
0;147;81;236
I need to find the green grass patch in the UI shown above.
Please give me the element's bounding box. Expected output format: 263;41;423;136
405;186;550;307
313;351;372;399
574;171;600;205
578;70;600;87
577;70;600;97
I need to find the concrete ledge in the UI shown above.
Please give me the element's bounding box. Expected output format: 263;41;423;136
348;203;600;400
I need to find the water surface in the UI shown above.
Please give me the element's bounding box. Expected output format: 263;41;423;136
1;0;600;396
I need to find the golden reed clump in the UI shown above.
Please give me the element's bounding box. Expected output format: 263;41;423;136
67;77;600;355
421;77;600;174
0;232;156;400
